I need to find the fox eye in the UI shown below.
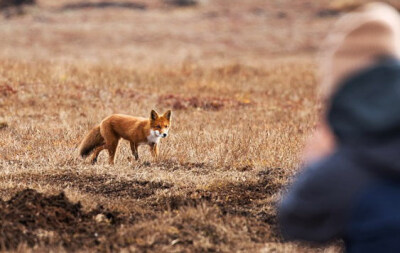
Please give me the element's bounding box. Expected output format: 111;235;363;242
164;125;168;128
156;125;161;129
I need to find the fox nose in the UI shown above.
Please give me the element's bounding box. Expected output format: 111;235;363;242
162;133;167;138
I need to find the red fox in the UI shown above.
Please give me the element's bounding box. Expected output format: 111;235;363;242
79;110;172;164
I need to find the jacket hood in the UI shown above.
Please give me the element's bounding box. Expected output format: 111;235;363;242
327;57;400;173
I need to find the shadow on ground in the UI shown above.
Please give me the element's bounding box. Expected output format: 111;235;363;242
59;1;146;11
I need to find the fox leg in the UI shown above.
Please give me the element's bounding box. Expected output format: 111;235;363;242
90;144;106;164
106;140;119;165
130;142;139;161
149;143;158;158
101;123;120;165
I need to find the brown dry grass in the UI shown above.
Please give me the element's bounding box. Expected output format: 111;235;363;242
0;0;353;252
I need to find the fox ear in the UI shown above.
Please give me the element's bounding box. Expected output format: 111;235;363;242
150;110;159;121
163;110;172;121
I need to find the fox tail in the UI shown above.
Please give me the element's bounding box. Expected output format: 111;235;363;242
79;125;104;158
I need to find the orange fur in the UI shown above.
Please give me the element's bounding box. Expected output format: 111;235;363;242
79;110;171;164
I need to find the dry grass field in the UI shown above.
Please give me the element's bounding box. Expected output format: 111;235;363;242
1;0;398;252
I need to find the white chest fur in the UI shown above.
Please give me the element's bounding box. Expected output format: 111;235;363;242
147;130;161;144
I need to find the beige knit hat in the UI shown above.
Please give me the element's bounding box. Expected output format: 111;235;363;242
319;2;400;99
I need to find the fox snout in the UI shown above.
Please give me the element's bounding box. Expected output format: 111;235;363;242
156;130;168;138
151;129;169;138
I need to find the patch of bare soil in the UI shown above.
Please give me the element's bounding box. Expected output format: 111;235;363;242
60;1;147;11
114;205;262;252
0;189;122;251
0;167;285;250
158;94;253;111
155;168;281;212
163;0;198;7
8;172;172;199
45;173;172;199
140;160;217;175
151;168;285;242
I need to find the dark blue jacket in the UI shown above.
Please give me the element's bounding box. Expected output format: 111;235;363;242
278;58;400;253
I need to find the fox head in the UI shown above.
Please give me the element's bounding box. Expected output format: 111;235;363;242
150;109;172;138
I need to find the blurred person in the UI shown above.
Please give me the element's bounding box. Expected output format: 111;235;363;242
278;2;400;252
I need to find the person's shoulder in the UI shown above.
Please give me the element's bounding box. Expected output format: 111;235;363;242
298;148;372;192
